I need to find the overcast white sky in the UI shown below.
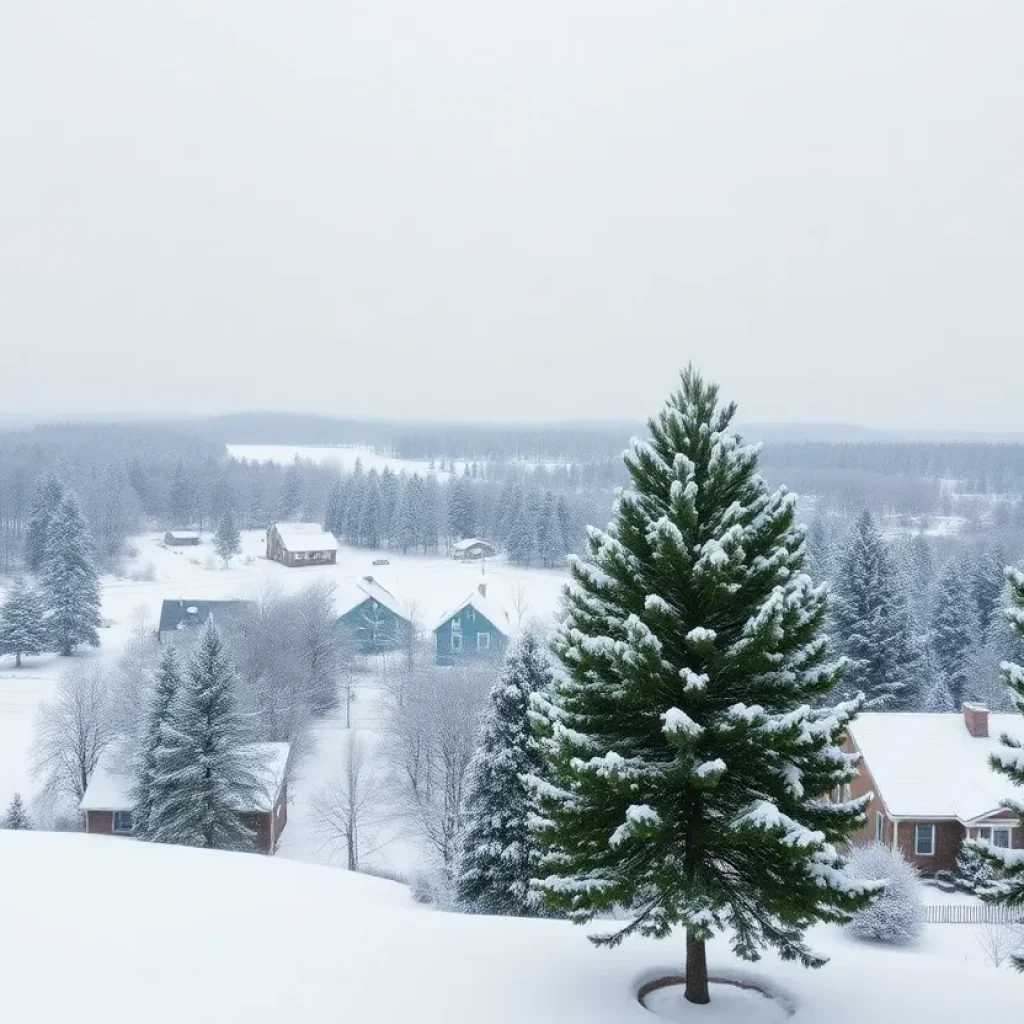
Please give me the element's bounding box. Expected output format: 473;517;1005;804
1;2;1022;428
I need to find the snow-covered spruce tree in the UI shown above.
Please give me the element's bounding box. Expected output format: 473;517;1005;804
931;556;981;709
26;472;66;572
214;509;241;567
41;490;102;657
455;626;555;916
324;478;346;538
831;511;921;709
845;843;924;946
956;839;995;894
1;792;31;830
147;621;265;851
973;547;1007;634
0;576;48;667
976;564;1024;969
132;645;184;841
531;369;877;1006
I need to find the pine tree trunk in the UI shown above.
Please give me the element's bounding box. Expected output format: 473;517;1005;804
685;930;710;1005
15;651;21;668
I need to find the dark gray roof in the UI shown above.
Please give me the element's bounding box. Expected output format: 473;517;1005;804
158;599;254;634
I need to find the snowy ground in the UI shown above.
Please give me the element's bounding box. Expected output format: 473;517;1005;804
227;442;465;477
0;528;568;875
1;831;1019;1024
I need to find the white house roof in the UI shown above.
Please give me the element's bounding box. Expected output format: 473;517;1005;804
850;712;1024;822
434;591;510;636
272;523;339;553
452;537;494;552
336;577;408;621
80;742;290;814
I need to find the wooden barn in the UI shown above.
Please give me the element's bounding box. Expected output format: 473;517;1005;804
80;742;291;855
164;531;201;546
338;577;411;653
451;538;497;561
266;523;339;567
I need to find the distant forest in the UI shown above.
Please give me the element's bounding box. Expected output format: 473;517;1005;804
1;415;1024;576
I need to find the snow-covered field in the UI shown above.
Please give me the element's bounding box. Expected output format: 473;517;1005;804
1;830;1018;1024
0;528;568;873
227;442;464;477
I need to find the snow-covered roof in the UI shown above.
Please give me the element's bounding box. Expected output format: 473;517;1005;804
434;591;510;636
452;537;495;552
335;577;409;622
272;523;339;553
166;531;200;540
158;599;253;634
850;712;1024;821
80;742;290;814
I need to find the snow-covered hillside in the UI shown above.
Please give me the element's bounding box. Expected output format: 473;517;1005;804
0;831;1018;1024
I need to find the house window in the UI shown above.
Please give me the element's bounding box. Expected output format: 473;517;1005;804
978;826;1012;849
476;632;490;651
914;824;935;856
468;609;476;622
451;633;463;653
112;810;134;835
451;618;462;632
875;811;885;844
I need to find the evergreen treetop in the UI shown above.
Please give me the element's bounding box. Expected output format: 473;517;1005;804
531;368;877;1005
26;471;66;572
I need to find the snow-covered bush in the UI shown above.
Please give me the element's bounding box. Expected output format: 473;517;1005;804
845;843;924;945
957;840;996;893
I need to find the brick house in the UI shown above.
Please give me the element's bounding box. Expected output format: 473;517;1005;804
848;704;1024;873
266;523;339;567
80;742;290;855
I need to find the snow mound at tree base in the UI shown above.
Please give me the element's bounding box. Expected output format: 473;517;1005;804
640;976;794;1023
1;831;1020;1024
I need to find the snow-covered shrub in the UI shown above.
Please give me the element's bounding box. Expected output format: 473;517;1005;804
409;867;459;910
845;843;924;945
957;840;996;893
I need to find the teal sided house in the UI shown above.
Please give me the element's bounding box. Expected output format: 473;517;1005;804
338;577;411;652
434;585;509;664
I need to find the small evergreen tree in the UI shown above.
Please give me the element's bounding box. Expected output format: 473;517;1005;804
25;472;66;571
41;490;102;657
147;621;264;851
455;627;554;915
831;511;921;709
977;564;1024;969
956;839;995;893
1;792;31;830
931;556;980;709
214;509;241;566
133;645;184;840
0;576;48;667
532;369;876;1005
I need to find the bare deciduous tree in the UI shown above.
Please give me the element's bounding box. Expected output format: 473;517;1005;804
975;922;1024;968
382;664;492;870
310;732;390;870
510;582;531;629
32;666;116;810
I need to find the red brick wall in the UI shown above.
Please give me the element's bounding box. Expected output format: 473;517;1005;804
242;812;273;854
845;737;888;846
87;811;114;835
895;820;964;873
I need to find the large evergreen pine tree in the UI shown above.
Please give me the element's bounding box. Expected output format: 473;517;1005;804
324;478;346;538
26;472;66;572
42;490;102;657
972;546;1006;635
360;470;383;548
531;370;875;1005
0;576;48;667
977;564;1024;969
931;556;980;709
455;627;555;916
133;645;184;840
147;621;264;851
831;511;921;709
536;492;567;568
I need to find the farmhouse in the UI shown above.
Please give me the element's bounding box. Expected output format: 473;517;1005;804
157;599;253;644
451;538;496;561
266;523;339;567
848;704;1024;872
80;742;290;855
434;584;509;664
164;531;201;546
338;577;411;653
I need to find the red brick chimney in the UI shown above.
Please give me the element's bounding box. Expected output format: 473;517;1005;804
478;583;487;598
963;703;989;738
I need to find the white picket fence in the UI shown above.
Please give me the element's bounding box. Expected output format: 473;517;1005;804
923;904;1024;925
